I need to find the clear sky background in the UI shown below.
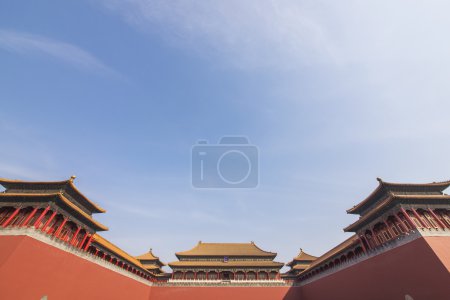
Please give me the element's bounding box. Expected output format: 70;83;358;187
1;1;450;271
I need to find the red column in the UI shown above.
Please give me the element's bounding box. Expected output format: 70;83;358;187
428;208;447;230
70;226;81;245
41;211;57;232
411;208;428;228
84;234;94;251
21;207;38;227
53;217;68;237
393;213;408;232
369;229;379;246
383;220;395;238
61;231;69;241
78;232;89;249
33;206;50;228
46;219;58;234
400;207;416;229
14;210;27;227
2;207;21;227
363;235;372;250
358;235;368;253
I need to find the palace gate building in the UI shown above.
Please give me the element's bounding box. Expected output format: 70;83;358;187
0;176;449;300
168;241;283;281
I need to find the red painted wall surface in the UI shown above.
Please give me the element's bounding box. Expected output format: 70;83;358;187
425;236;450;272
300;236;450;300
0;235;151;300
150;286;301;300
1;235;449;300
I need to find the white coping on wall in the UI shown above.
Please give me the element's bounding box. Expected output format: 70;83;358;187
0;228;153;286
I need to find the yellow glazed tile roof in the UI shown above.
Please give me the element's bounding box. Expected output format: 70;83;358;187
292;264;311;270
344;193;450;232
168;261;284;268
136;249;166;266
286;249;317;266
0;192;108;231
176;241;276;257
93;234;148;272
347;178;450;214
142;264;161;270
136;250;159;260
0;177;105;213
300;235;359;274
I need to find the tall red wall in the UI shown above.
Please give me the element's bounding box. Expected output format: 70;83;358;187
0;235;151;300
1;234;449;300
300;236;450;300
425;236;450;272
150;286;301;300
0;235;301;300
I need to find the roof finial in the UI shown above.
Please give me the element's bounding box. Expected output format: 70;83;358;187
70;175;76;182
198;240;202;244
149;248;152;253
376;177;383;183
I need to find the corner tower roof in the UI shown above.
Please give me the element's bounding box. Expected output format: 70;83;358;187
136;248;160;261
346;178;450;215
0;176;105;213
286;249;318;267
136;248;166;268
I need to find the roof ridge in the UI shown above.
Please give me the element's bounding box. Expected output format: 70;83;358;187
250;241;276;255
347;178;450;214
93;234;148;272
175;241;277;257
0;176;106;213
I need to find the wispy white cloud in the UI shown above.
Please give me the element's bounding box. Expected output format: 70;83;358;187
3;0;449;262
99;0;450;70
95;0;450;194
100;0;338;69
0;29;117;75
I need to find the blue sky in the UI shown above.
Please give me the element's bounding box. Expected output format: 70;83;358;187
1;1;450;270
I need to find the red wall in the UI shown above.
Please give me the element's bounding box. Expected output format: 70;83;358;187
150;286;301;300
0;235;301;300
300;236;450;300
1;235;449;300
425;236;450;272
0;235;151;300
